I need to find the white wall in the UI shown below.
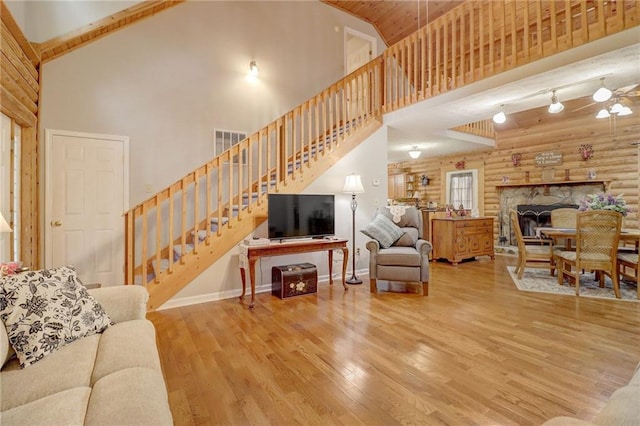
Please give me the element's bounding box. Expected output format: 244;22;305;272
163;126;389;309
5;0;139;43
39;1;385;206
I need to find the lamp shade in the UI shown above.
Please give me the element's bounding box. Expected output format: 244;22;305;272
343;173;364;194
0;213;12;233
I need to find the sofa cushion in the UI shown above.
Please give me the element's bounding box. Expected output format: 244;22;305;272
593;385;640;426
0;387;91;426
361;214;404;248
0;320;15;368
376;247;421;267
86;367;173;425
1;333;99;411
0;265;112;367
381;206;420;228
91;319;162;383
393;227;419;247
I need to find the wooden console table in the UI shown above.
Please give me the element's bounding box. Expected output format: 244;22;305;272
239;238;349;308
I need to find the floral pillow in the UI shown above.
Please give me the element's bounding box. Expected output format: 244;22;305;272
0;266;112;368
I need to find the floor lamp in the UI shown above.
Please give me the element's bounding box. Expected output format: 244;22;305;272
343;173;365;284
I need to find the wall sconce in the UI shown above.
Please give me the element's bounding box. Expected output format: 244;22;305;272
420;175;429;186
511;153;522;167
249;60;259;77
578;144;594;161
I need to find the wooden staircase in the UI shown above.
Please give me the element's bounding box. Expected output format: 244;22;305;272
124;59;384;310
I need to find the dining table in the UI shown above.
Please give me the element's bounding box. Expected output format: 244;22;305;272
535;227;640;251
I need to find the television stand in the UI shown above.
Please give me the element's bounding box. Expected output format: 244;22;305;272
239;238;349;308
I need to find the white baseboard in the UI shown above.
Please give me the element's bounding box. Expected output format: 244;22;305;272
156;269;368;311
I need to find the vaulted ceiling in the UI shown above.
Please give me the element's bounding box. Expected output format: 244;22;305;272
321;0;463;46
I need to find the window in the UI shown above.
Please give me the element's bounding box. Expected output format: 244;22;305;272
446;169;478;210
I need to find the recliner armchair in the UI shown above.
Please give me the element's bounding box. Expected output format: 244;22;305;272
364;206;432;295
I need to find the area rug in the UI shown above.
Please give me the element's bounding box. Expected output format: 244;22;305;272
507;266;639;302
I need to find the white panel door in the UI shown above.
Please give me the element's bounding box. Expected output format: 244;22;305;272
46;130;129;286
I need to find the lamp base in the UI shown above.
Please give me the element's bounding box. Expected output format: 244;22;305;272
346;276;363;285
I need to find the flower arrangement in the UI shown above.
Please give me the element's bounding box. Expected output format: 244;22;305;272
579;193;629;216
0;262;20;276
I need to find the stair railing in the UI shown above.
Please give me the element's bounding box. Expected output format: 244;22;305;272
382;0;638;112
124;58;384;286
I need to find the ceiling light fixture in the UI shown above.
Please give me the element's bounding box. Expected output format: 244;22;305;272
249;60;259;76
548;90;564;113
595;97;633;118
408;146;421;159
592;77;613;102
618;106;633;116
492;105;506;124
609;101;624;114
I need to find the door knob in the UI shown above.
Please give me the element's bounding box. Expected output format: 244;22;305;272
51;220;62;227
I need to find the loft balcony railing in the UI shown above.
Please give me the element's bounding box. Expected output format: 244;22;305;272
123;0;639;309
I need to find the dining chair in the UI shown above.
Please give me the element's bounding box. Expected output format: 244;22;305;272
550;207;578;273
510;209;554;279
617;251;639;299
556;210;622;298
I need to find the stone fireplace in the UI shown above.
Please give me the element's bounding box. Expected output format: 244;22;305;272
497;181;607;246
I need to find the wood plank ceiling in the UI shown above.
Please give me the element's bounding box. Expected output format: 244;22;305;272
321;0;464;46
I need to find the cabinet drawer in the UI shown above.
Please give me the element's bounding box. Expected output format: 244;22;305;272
456;227;491;236
455;219;492;228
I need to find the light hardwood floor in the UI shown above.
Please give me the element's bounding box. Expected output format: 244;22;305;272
148;254;640;425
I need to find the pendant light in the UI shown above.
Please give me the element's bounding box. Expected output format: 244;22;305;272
548;90;564;114
409;146;421;159
592;77;612;102
493;105;506;124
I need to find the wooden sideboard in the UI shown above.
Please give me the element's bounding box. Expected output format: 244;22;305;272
431;217;494;265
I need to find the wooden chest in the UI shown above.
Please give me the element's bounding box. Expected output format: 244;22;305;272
272;263;318;299
431;217;494;265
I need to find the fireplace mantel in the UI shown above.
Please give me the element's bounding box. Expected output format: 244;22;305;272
496;180;610;190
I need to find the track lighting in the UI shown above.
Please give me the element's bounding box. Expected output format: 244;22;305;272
548;90;564;114
408;146;421;159
592;77;612;102
492;105;506;124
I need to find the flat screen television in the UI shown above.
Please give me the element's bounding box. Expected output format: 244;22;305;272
268;194;335;240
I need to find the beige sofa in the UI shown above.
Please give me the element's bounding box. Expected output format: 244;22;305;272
543;362;640;425
0;285;173;425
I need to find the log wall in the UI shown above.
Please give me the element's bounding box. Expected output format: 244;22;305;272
392;96;640;236
0;1;39;267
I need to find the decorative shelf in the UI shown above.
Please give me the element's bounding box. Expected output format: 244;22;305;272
496;180;609;189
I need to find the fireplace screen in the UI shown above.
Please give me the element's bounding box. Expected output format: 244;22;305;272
515;204;578;240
